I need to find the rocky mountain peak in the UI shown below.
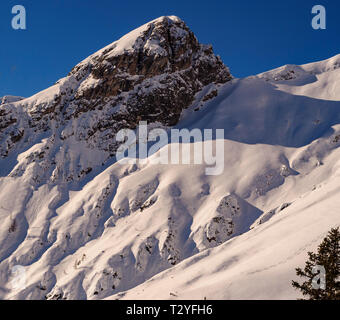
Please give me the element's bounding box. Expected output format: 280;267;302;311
66;15;231;120
0;16;231;164
70;15;217;77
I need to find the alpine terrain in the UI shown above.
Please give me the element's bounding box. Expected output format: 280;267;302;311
0;16;339;300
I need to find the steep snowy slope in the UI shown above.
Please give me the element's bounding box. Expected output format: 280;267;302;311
0;16;339;300
109;156;340;300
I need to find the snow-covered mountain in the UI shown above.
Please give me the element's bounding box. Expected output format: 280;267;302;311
0;16;339;300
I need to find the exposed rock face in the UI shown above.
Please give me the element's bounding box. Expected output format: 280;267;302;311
200;194;264;249
0;16;231;163
204;195;240;247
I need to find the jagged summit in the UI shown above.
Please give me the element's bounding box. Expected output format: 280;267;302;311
69;14;230;85
72;15;188;69
0;16;231;159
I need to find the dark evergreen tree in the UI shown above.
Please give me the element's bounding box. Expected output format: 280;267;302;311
292;227;340;300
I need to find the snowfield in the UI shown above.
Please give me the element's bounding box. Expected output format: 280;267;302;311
0;16;339;300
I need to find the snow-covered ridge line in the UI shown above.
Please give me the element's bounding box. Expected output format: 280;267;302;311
257;54;340;82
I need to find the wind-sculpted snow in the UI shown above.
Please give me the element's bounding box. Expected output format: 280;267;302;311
109;163;340;300
0;16;340;299
2;128;340;299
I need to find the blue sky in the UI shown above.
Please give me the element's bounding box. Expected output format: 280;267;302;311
0;0;339;97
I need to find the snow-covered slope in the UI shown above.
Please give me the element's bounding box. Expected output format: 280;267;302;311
109;163;340;300
0;16;339;300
